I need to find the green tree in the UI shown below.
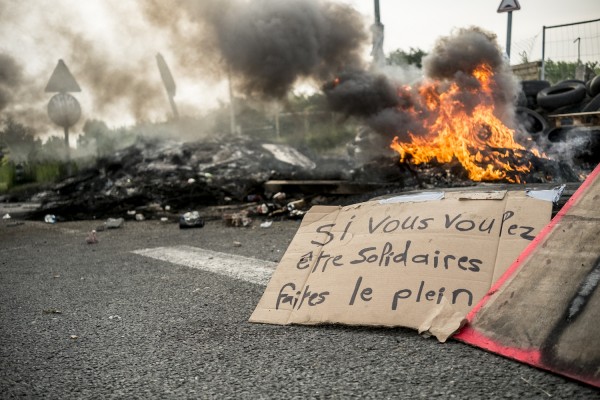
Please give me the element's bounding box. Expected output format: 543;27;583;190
0;117;41;162
39;136;69;161
77;119;115;158
386;48;427;68
544;59;600;84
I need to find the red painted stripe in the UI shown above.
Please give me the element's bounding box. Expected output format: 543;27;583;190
455;325;541;364
458;324;600;387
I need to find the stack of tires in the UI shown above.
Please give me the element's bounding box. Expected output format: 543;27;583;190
516;75;600;164
535;76;600;113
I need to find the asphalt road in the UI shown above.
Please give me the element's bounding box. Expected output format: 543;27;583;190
1;217;598;399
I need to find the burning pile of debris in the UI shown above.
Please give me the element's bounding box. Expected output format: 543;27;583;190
1;126;583;224
326;27;598;185
2;19;596;224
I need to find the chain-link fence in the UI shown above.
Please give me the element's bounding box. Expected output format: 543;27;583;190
512;18;600;82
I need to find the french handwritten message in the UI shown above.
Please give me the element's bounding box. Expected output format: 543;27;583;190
250;192;552;336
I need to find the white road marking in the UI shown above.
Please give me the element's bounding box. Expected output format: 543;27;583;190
133;245;277;286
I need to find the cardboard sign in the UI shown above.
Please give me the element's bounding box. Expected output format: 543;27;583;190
250;189;553;341
456;165;600;387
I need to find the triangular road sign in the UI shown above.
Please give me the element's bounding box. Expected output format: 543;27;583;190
45;59;81;93
497;0;520;13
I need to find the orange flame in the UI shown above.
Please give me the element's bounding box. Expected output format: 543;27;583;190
390;63;541;183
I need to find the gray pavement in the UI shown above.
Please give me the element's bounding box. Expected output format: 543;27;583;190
1;218;598;398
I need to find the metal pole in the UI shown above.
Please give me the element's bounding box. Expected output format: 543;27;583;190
63;126;71;174
506;11;513;60
156;53;179;120
371;0;385;68
63;126;69;148
574;37;581;63
374;0;380;23
168;96;179;120
541;26;546;80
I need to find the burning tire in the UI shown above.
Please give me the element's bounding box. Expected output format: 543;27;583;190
537;81;587;111
515;107;548;141
516;91;527;107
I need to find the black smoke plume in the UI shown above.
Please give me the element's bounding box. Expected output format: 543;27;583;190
323;27;519;141
141;0;368;99
424;26;518;114
322;71;399;117
0;53;23;111
215;0;367;98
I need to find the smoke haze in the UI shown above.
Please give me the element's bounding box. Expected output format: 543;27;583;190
0;54;23;111
0;0;369;136
1;1;528;163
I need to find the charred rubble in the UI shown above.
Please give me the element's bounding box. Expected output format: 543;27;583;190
15;136;343;221
1;129;584;223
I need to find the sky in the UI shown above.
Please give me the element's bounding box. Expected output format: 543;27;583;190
342;0;599;63
0;0;598;136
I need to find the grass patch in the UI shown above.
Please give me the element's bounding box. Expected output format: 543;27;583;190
0;163;14;192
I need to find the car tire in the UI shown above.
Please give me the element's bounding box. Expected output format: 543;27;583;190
582;93;600;112
587;75;600;98
537;81;587;111
516;107;548;136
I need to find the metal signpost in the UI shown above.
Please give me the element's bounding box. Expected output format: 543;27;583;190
45;59;82;162
156;53;179;120
497;0;521;60
371;0;385;68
